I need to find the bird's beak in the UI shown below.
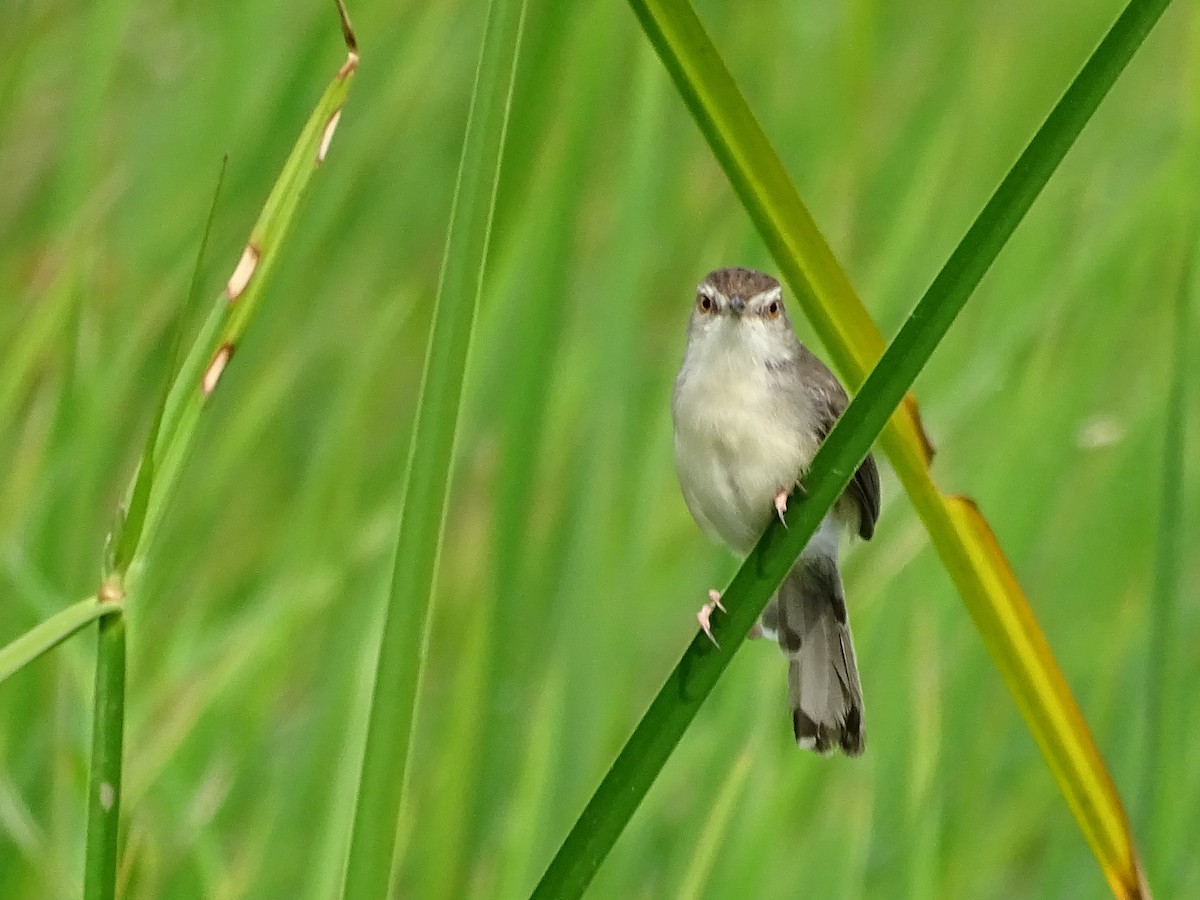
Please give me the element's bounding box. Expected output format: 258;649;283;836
729;296;745;315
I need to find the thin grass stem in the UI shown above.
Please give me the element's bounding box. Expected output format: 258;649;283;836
82;582;127;900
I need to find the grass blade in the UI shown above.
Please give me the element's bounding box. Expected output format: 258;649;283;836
133;12;359;580
636;0;1168;893
107;158;229;578
339;0;528;896
78;10;361;899
1142;219;1195;876
82;585;126;900
0;596;122;684
677;744;753;900
533;0;1172;895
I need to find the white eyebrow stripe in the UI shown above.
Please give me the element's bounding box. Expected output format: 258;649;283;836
752;285;783;305
697;281;722;300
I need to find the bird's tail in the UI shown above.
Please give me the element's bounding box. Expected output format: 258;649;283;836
778;557;865;756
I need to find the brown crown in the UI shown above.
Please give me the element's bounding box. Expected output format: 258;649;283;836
700;266;780;300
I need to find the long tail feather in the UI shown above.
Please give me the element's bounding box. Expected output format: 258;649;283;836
777;557;865;756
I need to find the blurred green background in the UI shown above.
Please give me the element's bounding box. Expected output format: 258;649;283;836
2;0;1198;897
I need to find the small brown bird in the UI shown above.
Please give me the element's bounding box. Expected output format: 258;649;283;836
671;267;880;755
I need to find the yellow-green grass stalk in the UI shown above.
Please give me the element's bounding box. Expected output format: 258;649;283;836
534;0;1172;895
340;0;528;896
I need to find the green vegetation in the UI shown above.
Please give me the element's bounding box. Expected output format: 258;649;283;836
342;0;526;895
0;1;1195;898
534;1;1171;895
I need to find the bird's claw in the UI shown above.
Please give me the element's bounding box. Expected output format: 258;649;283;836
774;489;789;525
697;590;726;647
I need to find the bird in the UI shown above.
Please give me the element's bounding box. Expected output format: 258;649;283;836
671;266;880;755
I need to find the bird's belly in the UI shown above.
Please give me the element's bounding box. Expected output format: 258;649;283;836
673;400;809;555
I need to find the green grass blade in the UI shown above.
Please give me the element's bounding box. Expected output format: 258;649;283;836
534;0;1171;895
677;744;753;900
75;12;360;900
0;596;122;684
625;0;1164;895
82;601;126;900
817;1;1170;890
340;0;528;896
1142;220;1195;875
108;157;229;577
133;19;359;579
879;0;1170;384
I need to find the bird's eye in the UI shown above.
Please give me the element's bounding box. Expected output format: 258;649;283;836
698;294;714;313
766;300;781;319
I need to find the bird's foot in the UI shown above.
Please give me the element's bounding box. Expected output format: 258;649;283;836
774;481;809;525
697;589;725;646
773;489;790;525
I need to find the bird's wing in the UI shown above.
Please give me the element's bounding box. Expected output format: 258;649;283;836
803;357;881;541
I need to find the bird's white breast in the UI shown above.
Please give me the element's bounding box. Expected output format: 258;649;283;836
672;335;821;555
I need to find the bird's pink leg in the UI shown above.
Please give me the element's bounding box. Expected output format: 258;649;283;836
697;589;725;646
